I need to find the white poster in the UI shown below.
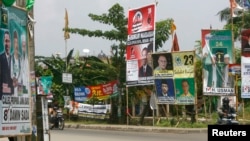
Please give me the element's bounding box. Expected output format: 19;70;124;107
241;62;250;98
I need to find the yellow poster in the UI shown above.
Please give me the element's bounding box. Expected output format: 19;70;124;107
172;51;195;78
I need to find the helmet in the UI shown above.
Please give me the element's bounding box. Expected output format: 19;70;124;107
222;97;230;104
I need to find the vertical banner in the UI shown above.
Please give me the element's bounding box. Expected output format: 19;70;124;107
172;51;195;104
241;29;250;98
63;96;71;109
0;6;31;136
41;97;49;141
126;3;155;86
202;29;234;95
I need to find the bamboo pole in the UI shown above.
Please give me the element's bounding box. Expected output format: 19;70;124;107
235;74;238;120
126;86;129;126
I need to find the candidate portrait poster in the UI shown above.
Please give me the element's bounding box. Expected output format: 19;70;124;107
175;78;195;105
155;78;175;104
201;29;234;96
0;6;31;136
152;52;173;79
241;29;250;98
126;3;155;86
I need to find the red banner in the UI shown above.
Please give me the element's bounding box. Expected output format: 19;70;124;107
127;4;155;35
86;80;118;99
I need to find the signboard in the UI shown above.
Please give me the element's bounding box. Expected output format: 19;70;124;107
62;73;72;83
201;29;234;96
153;51;195;105
241;29;250;98
126;3;155;86
74;87;88;103
0;6;31;136
86;80;118;100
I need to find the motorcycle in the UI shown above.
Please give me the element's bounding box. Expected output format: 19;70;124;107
216;113;239;125
49;109;65;130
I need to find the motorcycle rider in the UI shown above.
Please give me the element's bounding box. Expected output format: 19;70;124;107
49;101;59;129
217;97;236;124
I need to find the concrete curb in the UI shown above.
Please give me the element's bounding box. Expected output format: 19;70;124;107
64;124;207;134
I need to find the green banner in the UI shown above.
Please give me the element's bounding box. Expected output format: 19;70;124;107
202;29;234;95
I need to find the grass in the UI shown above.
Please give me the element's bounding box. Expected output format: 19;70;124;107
63;105;250;128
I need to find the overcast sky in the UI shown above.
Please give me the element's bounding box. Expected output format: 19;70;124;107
34;0;229;57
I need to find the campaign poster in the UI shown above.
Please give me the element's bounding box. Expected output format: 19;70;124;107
201;29;234;95
126;3;155;86
0;6;31;136
155;78;175;104
86;80;118;100
241;63;250;98
241;29;250;98
152;52;173;79
172;51;195;78
175;78;195;105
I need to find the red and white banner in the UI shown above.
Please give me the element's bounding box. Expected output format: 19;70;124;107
126;3;156;86
86;80;118;99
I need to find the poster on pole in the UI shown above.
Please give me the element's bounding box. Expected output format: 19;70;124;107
0;6;31;136
201;29;234;96
241;29;250;98
126;3;155;86
153;51;195;105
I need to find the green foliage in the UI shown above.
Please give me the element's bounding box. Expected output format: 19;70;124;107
195;60;203;97
216;4;250;40
35;48;117;106
155;19;173;51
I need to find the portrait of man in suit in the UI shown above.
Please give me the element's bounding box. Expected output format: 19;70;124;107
160;79;171;97
138;47;152;77
0;30;14;100
154;54;167;70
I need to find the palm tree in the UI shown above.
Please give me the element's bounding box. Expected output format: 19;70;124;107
216;0;250;40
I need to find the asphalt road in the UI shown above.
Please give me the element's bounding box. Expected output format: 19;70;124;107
50;128;207;141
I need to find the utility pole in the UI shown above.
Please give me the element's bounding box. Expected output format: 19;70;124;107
25;1;40;141
15;0;42;141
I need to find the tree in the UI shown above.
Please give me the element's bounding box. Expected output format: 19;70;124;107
216;0;250;40
66;3;173;85
35;49;117;106
65;3;173;123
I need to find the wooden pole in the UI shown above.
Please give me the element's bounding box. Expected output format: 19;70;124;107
235;74;238;120
126;86;129;125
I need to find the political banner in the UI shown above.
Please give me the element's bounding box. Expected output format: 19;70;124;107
154;78;175;104
175;78;195;104
152;52;173;79
152;51;195;104
126;3;155;86
172;51;195;78
0;6;31;136
202;29;234;95
241;29;250;98
86;80;118;100
74;87;88;103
